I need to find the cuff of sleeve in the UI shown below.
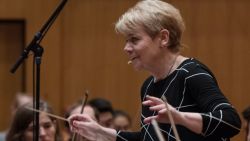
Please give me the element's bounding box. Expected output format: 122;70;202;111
201;112;211;136
116;130;127;141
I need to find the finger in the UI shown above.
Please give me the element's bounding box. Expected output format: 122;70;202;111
73;120;87;128
71;126;78;133
68;114;83;123
70;114;92;123
146;95;164;104
149;104;166;111
68;114;89;128
142;100;154;106
143;115;158;124
158;108;167;114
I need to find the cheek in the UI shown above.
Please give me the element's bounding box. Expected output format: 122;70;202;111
48;127;56;138
23;131;33;141
137;43;155;60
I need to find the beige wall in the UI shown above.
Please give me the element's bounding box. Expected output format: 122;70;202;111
0;0;249;140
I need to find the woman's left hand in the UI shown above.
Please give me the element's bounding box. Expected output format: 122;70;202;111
142;95;181;124
142;95;203;134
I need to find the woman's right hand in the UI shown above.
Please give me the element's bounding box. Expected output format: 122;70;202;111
68;114;117;141
68;114;100;140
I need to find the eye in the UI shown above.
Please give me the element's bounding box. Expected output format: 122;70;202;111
42;121;53;129
131;37;139;44
126;36;140;45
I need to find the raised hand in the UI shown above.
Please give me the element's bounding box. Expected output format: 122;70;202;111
142;95;180;124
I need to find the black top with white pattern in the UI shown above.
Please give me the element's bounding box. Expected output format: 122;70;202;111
117;58;241;141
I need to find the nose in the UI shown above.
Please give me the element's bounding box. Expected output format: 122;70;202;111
124;43;132;54
39;127;46;137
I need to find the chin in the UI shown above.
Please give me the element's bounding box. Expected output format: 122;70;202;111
133;64;144;71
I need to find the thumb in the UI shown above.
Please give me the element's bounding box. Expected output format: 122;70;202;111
73;120;86;128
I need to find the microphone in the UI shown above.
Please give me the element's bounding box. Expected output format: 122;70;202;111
127;60;132;64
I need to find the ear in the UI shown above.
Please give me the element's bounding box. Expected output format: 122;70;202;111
159;29;169;48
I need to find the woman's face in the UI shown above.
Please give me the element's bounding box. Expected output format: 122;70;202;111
24;113;56;141
124;28;162;71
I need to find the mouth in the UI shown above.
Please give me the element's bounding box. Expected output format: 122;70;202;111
130;56;138;61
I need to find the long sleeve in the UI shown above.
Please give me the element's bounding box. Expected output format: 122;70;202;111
137;58;241;140
116;131;140;141
186;66;241;138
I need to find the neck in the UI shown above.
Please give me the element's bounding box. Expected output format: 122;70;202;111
152;54;178;81
152;55;187;82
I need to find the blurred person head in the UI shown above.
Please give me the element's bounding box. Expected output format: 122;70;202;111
0;92;32;141
6;101;61;141
242;106;250;121
242;106;250;141
113;110;132;131
88;98;114;128
11;92;32;116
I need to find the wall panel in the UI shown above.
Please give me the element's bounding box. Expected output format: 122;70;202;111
0;0;249;140
0;21;25;130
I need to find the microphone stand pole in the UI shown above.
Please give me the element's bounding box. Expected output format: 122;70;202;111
10;0;68;141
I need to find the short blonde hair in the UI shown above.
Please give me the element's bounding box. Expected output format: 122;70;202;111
115;0;185;52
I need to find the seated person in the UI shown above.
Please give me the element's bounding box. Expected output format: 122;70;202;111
6;101;61;141
243;107;250;141
113;110;132;131
0;92;32;141
88;98;114;128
